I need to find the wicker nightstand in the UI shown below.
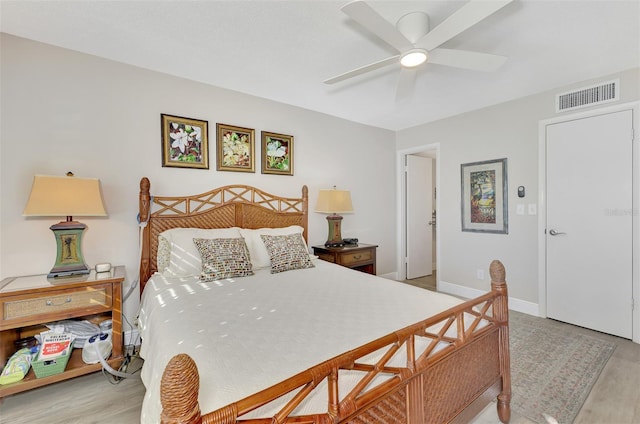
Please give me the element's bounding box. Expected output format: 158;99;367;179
312;244;377;275
0;267;124;397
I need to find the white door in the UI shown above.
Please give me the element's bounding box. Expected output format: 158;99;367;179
406;155;433;279
546;110;633;338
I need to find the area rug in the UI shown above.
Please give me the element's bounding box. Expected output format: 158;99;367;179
509;312;616;424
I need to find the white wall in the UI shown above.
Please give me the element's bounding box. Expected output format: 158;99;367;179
0;34;396;325
3;33;638;328
396;67;640;308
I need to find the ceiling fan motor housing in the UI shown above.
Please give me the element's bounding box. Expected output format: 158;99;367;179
396;11;430;43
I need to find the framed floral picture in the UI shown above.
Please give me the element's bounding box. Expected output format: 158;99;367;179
161;114;209;169
461;158;508;234
216;123;255;172
261;131;293;176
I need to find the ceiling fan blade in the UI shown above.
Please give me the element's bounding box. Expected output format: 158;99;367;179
416;0;514;51
396;67;417;102
324;55;400;84
428;48;507;72
342;1;413;53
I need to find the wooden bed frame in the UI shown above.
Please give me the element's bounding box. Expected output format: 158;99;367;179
138;177;511;424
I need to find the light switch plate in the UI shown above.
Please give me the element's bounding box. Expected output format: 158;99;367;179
528;204;537;215
516;204;525;215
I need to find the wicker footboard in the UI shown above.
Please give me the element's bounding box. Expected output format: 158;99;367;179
159;260;511;424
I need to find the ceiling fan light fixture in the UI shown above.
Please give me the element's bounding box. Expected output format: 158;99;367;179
400;49;427;68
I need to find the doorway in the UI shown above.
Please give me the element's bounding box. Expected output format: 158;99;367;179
397;144;439;282
538;102;639;342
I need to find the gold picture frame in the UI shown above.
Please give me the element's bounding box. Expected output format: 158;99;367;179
261;131;294;176
161;114;209;169
216;123;255;172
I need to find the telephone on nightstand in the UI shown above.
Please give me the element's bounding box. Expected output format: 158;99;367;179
343;238;358;245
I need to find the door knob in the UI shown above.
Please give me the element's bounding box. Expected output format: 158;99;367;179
549;229;566;236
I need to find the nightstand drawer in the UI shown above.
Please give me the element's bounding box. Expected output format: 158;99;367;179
316;253;336;263
3;284;111;322
312;244;377;275
339;250;373;266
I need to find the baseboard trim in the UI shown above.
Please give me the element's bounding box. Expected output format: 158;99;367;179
379;271;398;280
439;280;540;316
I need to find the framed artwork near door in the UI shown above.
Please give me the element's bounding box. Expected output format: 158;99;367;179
460;158;508;234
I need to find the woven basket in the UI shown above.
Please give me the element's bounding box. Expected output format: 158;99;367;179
32;340;74;378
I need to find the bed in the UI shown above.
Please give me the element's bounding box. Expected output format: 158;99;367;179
136;177;511;424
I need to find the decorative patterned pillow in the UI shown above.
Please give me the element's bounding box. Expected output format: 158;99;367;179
157;235;171;273
239;225;306;269
193;237;254;281
260;233;315;274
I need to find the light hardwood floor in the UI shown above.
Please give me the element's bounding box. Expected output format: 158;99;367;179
471;317;640;424
403;273;640;424
0;363;145;423
1;275;638;423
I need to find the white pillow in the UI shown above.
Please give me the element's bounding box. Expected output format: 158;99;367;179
159;227;242;277
239;225;307;269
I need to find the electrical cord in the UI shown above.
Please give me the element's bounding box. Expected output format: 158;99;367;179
103;353;142;384
95;313;141;383
95;342;142;383
122;220;147;303
93;338;140;380
122;313;141;349
100;204;151;382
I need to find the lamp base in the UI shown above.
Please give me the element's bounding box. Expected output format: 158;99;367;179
48;220;91;278
324;214;345;247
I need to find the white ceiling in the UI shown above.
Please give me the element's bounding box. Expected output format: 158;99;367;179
1;0;639;131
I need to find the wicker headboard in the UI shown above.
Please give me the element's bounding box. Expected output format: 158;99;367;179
138;177;308;294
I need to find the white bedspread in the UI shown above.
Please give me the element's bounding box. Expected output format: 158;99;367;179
137;259;464;423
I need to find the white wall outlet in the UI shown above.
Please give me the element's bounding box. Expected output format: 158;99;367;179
516;204;525;215
476;269;484;280
528;203;537;215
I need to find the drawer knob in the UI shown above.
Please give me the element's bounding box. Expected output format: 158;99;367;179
46;297;72;306
353;254;362;260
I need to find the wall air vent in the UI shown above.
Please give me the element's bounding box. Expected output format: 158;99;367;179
555;79;619;113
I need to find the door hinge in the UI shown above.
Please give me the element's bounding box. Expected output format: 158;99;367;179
632;297;635;311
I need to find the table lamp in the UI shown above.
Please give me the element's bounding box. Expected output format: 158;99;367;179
23;172;107;278
315;186;353;247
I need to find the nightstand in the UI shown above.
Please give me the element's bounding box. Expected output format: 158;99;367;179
0;267;124;397
312;244;378;275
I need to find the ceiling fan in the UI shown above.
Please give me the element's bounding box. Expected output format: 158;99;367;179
324;0;514;100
